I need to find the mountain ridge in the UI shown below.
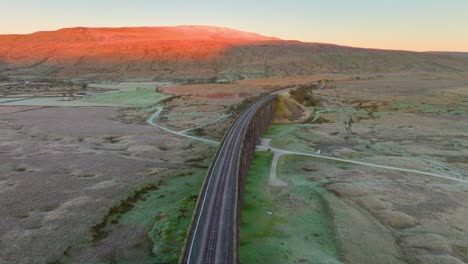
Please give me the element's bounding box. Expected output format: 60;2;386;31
1;26;468;81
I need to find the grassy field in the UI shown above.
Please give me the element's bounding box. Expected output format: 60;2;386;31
244;77;468;263
0;89;169;107
148;170;204;263
58;169;206;264
264;124;319;153
240;152;341;264
88;82;172;92
82;89;169;107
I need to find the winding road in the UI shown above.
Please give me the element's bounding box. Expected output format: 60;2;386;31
147;106;219;145
147;91;466;186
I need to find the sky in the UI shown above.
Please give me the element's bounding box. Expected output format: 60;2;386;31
0;0;467;52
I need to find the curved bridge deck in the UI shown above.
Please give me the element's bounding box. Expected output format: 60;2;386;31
181;94;276;264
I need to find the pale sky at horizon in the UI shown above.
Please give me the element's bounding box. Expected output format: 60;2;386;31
1;0;467;52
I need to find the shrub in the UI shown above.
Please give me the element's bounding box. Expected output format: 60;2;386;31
0;74;9;81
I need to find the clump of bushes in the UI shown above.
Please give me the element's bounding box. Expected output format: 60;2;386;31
0;74;9;81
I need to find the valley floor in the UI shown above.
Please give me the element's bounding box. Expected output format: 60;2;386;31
1;74;467;264
240;76;468;264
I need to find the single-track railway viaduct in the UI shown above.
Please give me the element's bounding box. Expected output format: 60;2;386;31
180;93;276;264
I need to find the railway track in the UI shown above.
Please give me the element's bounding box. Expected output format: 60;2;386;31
181;94;276;264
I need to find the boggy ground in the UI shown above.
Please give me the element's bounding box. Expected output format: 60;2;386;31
0;79;245;263
2;73;466;264
0;75;323;264
240;75;468;264
0;106;216;264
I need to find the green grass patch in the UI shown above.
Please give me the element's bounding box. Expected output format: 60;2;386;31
62;169;205;264
147;171;204;263
264;124;319;153
82;89;169;107
240;152;342;264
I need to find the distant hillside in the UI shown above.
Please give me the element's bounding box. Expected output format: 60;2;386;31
1;26;468;81
428;52;468;58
